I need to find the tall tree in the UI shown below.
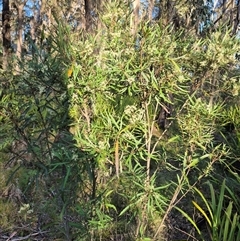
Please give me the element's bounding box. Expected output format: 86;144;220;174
84;0;92;31
148;0;154;21
2;0;11;69
131;0;140;35
14;0;27;72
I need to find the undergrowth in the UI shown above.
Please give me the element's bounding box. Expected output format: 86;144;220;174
0;2;240;241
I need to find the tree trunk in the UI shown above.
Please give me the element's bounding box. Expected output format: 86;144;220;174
148;0;154;22
2;0;11;70
84;0;92;31
131;0;140;36
15;2;26;72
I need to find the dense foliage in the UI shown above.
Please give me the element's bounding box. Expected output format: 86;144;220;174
0;1;240;240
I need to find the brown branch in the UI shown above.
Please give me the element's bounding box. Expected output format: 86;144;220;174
2;231;48;241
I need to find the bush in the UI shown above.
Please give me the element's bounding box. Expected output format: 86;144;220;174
0;3;240;240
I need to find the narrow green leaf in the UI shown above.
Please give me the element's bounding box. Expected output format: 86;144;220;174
105;203;117;212
194;186;213;222
217;179;226;223
170;58;181;73
119;205;131;216
62;166;71;189
208;183;216;219
192;201;212;228
167;135;180;144
228;213;238;240
186;158;199;169
174;206;202;235
223;202;232;241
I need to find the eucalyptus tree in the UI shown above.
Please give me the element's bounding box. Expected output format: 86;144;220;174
13;0;28;71
2;0;11;69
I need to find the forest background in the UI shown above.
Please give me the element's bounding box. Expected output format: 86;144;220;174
0;0;240;240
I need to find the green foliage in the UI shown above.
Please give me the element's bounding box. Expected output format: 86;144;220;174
177;180;240;241
1;1;240;240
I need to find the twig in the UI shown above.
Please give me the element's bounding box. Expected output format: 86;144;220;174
174;226;199;241
2;231;48;241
